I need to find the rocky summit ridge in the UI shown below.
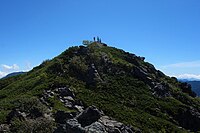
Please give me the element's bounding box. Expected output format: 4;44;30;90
0;42;200;132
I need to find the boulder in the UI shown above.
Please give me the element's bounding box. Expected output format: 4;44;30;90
76;106;102;127
55;111;74;124
99;116;139;133
66;119;85;133
99;116;123;131
85;122;106;133
58;87;75;98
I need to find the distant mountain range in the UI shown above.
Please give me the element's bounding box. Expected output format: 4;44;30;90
179;79;200;96
179;78;200;82
187;81;200;96
2;72;26;79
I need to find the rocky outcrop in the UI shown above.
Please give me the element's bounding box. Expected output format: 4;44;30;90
131;66;172;98
131;67;151;84
153;83;171;98
5;86;138;133
55;106;140;133
87;63;103;85
100;52;112;64
39;86;139;132
41;87;84;112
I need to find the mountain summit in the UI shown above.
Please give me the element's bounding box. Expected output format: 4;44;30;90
0;42;200;132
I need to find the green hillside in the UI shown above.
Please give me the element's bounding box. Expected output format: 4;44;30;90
0;42;200;132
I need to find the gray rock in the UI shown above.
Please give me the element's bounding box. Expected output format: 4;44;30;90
133;67;148;79
55;111;74;124
66;119;85;133
63;96;75;102
85;122;107;133
64;100;73;108
58;87;75;98
77;106;103;127
46;90;51;93
0;124;10;132
153;83;171;98
131;67;153;86
99;116;123;130
87;64;103;85
99;116;138;133
100;52;111;64
74;105;84;112
99;116;123;128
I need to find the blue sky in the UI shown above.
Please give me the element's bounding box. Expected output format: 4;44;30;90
0;0;200;79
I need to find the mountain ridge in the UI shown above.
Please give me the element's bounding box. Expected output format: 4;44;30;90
2;72;26;79
0;42;200;132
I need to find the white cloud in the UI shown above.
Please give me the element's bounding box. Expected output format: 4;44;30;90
0;64;20;78
0;71;7;78
2;64;19;72
171;74;200;80
2;65;12;70
162;60;200;68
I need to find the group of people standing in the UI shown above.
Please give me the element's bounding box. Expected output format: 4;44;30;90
93;36;102;43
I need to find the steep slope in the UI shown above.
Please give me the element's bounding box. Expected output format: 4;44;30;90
0;42;200;132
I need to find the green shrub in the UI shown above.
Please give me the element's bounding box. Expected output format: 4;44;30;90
14;97;48;117
10;118;55;133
